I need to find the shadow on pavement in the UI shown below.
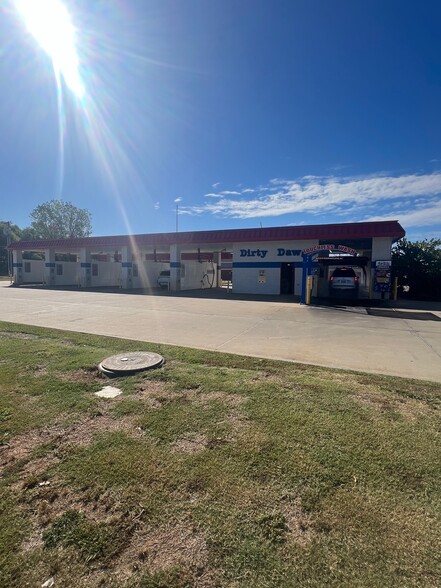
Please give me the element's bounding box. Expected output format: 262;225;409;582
311;297;386;308
12;284;300;304
366;309;441;321
391;298;441;312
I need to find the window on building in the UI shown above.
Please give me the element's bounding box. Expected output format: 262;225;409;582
92;264;98;277
56;264;63;276
24;262;31;273
132;263;138;278
181;264;185;278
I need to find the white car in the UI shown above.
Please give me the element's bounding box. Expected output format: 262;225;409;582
157;270;170;288
329;267;359;296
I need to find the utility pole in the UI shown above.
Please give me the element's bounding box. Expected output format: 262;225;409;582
176;203;179;233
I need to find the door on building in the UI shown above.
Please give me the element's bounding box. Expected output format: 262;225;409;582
280;263;295;294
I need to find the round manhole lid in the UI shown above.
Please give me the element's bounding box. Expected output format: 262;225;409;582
100;351;164;373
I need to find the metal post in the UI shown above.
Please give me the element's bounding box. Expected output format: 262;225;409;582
306;275;313;305
393;276;398;301
3;223;12;277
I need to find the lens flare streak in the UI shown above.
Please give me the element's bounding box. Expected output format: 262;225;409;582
13;0;158;249
14;0;85;99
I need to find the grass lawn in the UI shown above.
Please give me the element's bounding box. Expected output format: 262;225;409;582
0;321;440;588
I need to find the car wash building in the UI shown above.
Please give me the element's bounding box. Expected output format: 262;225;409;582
9;220;405;301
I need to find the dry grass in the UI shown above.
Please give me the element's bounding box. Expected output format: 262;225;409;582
0;321;440;588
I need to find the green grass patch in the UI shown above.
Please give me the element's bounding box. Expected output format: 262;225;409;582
0;320;440;587
43;510;134;563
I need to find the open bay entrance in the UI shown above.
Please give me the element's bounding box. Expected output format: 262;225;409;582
280;263;295;294
301;244;360;304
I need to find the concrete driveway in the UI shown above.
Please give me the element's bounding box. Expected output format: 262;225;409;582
1;283;440;382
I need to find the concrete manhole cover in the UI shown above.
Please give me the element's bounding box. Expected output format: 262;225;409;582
99;351;164;375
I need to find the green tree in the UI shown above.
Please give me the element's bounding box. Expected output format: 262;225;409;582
28;200;92;240
392;238;441;300
0;221;22;275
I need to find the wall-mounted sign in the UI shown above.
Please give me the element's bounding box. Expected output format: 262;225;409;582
239;247;302;258
335;245;358;255
258;269;266;284
238;244;358;259
303;244;334;254
240;249;268;258
373;260;392;292
302;244;358;255
375;260;392;269
277;248;301;256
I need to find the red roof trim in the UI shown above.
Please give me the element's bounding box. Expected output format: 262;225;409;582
9;221;405;251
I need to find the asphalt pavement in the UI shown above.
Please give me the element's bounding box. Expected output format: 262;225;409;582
0;283;440;382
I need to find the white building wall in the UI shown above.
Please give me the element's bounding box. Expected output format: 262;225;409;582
232;240;318;295
181;261;215;290
91;262;121;287
55;262;79;286
371;237;393;261
22;260;44;283
233;266;281;295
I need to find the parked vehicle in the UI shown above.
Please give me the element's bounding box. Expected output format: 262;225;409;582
157;270;170;288
329;267;359;296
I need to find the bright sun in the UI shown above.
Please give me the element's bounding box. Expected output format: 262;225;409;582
14;0;85;99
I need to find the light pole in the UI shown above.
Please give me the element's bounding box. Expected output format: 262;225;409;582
3;223;12;277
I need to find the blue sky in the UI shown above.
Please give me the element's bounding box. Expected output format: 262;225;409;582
1;0;441;240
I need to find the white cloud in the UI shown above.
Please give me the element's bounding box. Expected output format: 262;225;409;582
174;197;183;203
365;202;441;227
154;202;160;210
181;172;441;228
212;182;221;188
205;190;243;198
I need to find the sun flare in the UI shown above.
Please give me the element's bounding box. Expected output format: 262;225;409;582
14;0;85;98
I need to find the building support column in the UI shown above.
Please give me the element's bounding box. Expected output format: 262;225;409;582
300;254;308;303
371;237;393;300
170;244;181;292
12;250;23;285
44;249;56;286
79;248;91;288
120;246;133;289
213;252;222;288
